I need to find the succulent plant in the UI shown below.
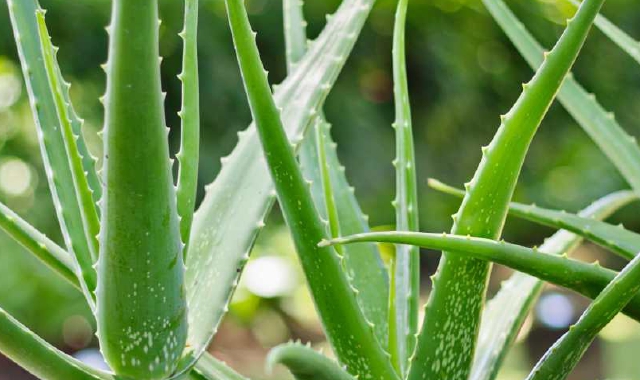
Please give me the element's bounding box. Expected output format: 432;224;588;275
1;0;640;379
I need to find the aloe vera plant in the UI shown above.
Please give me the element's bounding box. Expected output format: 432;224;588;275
3;0;640;379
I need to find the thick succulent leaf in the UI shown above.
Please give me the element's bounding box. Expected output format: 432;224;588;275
267;342;356;380
184;0;380;370
409;0;604;378
0;201;79;288
321;232;640;322
388;0;420;374
97;1;187;378
0;307;111;380
288;0;389;348
176;0;201;248
483;0;640;192
527;251;640;380
36;10;100;265
430;179;640;260
566;0;640;65
192;353;248;380
470;189;637;380
7;0;97;307
224;0;397;377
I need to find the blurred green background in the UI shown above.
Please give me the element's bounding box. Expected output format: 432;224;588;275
1;0;640;378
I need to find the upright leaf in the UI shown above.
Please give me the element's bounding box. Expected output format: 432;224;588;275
430;179;640;260
408;0;605;377
6;0;97;308
223;0;397;377
177;0;201;249
267;342;356;380
184;0;380;369
0;201;79;288
36;10;100;266
527;252;640;380
389;0;420;374
470;190;637;380
287;0;389;347
566;0;640;65
97;1;187;378
483;0;640;192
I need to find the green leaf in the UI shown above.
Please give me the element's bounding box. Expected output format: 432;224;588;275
470;189;637;380
287;0;389;348
7;0;97;307
565;0;640;65
482;0;640;192
429;179;640;260
223;0;397;378
389;0;420;374
177;0;201;249
321;231;640;323
184;0;382;371
283;0;307;72
267;342;356;380
192;353;248;380
35;8;100;269
409;0;605;377
527;250;640;380
97;1;187;378
0;201;79;288
0;306;110;380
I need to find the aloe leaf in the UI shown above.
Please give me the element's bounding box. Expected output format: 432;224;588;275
0;202;79;288
224;0;397;377
483;0;640;192
283;0;307;72
321;232;640;322
471;189;637;380
430;179;640;260
527;252;640;380
176;0;201;249
6;0;97;307
36;10;100;263
408;0;604;377
388;0;420;374
565;0;640;65
287;0;389;347
97;0;187;377
184;0;380;369
192;353;248;380
0;307;111;380
267;342;356;380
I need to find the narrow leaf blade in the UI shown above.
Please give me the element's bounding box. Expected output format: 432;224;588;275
389;0;420;374
483;0;640;192
409;0;605;377
184;0;382;370
177;0;201;248
223;0;397;377
470;189;637;380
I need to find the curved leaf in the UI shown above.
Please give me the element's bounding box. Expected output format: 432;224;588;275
429;179;640;260
321;231;640;323
470;189;637;380
267;342;355;380
184;0;381;370
528;252;640;380
409;0;605;377
223;0;397;377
